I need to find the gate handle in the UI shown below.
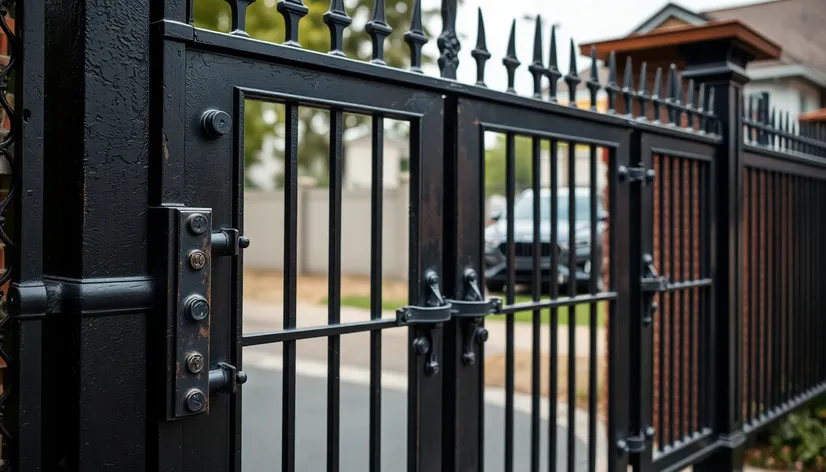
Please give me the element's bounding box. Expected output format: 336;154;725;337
396;272;451;376
640;254;669;325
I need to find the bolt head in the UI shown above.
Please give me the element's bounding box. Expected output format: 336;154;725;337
475;327;489;343
187;214;209;235
413;337;430;355
236;370;248;385
185;389;207;413
427;273;440;286
186;296;210;322
189;250;207;270
239;235;250;249
425;362;440;376
186;353;206;374
463;352;476;365
201;109;232;138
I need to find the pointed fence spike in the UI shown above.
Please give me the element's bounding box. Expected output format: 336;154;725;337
437;0;460;78
563;39;581;106
323;0;352;57
528;15;546;99
502;19;521;93
226;0;255;37
403;0;428;73
686;79;695;129
366;0;392;65
278;0;309;47
605;51;619;113
586;46;600;110
666;65;677;124
545;25;561;102
652;67;663;122
636;62;649;120
471;8;491;86
622;56;634;116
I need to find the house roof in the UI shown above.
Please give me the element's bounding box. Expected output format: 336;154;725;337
702;0;826;79
631;3;707;34
798;107;826;122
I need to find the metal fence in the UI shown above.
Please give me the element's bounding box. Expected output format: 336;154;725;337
1;0;825;471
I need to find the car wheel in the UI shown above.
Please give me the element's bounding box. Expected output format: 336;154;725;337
485;280;505;294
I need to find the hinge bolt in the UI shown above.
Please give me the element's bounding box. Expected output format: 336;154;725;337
413;337;430;355
239;235;251;249
186;295;210;322
186;353;206;374
475;327;489;343
187;213;209;235
185;389;207;413
189;250;207;270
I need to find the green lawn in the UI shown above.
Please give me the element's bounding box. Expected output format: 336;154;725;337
323;293;607;327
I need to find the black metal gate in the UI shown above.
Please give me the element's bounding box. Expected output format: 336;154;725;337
3;0;826;471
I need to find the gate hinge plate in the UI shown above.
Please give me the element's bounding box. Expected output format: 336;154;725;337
641;254;670;293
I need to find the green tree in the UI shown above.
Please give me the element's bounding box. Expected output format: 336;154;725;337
194;0;437;187
484;135;553;197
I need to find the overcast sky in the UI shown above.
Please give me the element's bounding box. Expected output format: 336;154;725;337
417;0;769;94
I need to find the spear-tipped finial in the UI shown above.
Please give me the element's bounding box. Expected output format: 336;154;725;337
637;62;649;120
652;67;663;122
563;39;581;106
471;8;491;86
707;87;717;133
686;79;695;129
323;0;352;56
605;51;619;113
404;0;428;73
697;82;706;133
585;46;600;111
365;0;392;65
621;56;634;116
437;0;461;78
527;16;547;99
665;64;678;124
545;25;562;102
503;19;520;94
278;0;309;47
226;0;255;37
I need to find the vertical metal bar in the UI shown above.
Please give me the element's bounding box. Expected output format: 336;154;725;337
369;115;384;472
771;172;779;409
531;136;542;472
699;162;710;428
689;160;696;432
746;168;754;422
678;157;685;441
566;140;577;472
658;154;666;449
668;155;676;446
283;102;300;472
587;144;598;472
783;176;790;403
760;170;768;417
548;139;559;472
327;109;343;472
505;132;516;472
806;178;813;391
791;175;798;400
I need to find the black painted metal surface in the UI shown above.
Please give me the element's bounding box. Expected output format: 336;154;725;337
2;0;826;471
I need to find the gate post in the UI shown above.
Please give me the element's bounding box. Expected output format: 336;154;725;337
679;28;779;471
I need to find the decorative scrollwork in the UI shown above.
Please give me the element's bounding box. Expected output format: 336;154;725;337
0;0;16;469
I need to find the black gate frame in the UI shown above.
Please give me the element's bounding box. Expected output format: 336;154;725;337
3;0;826;471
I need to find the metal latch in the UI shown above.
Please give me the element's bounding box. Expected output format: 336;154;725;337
618;426;655;455
445;269;502;365
619;163;655;184
640;254;669;325
397;271;451;376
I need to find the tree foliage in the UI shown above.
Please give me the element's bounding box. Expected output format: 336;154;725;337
194;0;436;187
484;134;554;196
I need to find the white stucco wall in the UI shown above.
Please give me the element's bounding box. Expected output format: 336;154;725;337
745;77;821;123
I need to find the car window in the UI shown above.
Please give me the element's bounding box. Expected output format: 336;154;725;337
511;192;601;221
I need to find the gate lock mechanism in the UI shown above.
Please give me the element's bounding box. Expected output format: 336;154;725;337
618;163;655;184
641;254;669;326
397;271;452;376
447;269;502;365
151;206;250;421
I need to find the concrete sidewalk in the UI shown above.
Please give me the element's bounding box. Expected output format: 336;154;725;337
243;299;607;359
